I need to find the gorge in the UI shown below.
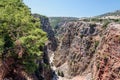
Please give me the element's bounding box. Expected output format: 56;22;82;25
0;0;120;80
33;14;120;80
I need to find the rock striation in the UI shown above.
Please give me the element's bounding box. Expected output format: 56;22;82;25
53;21;120;80
53;21;102;78
93;23;120;80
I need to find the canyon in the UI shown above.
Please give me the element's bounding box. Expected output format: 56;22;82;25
1;14;120;80
0;1;120;80
0;11;120;80
36;15;120;80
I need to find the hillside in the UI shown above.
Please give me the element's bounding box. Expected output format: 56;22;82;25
51;20;120;80
96;10;120;19
48;11;120;80
0;0;120;80
49;17;79;29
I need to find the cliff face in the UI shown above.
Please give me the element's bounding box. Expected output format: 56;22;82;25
53;21;103;78
33;14;58;80
40;16;58;52
53;20;120;80
2;14;120;80
93;23;120;80
33;14;58;52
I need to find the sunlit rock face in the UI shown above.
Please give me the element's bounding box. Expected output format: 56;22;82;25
53;19;120;80
93;23;120;80
34;15;120;80
53;21;103;78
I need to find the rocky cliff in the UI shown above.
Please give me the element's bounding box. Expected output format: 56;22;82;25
52;20;120;80
93;23;120;80
53;21;102;78
2;14;119;80
33;14;58;80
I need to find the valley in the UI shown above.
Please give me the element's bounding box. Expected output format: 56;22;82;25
0;0;120;80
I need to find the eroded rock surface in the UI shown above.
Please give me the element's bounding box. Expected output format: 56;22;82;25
93;23;120;80
53;21;102;78
53;21;120;80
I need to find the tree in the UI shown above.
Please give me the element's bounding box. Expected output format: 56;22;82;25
0;0;47;73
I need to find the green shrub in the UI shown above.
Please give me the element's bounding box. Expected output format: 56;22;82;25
0;0;47;73
80;34;84;38
95;41;99;48
61;71;64;77
57;70;61;76
57;70;64;77
102;21;110;29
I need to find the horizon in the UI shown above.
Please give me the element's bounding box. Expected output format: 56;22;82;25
23;0;120;18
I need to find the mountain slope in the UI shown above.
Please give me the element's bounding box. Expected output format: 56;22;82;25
97;10;120;17
49;17;79;29
51;19;120;80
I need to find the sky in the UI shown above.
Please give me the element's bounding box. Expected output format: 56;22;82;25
23;0;120;18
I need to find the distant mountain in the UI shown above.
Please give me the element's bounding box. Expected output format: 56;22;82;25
49;17;79;29
97;10;120;18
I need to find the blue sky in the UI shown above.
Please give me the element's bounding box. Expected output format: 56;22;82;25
23;0;120;18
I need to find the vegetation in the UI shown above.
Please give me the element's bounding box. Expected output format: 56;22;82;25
80;34;84;38
49;17;79;29
95;41;99;48
57;70;64;77
102;21;110;29
0;0;47;73
98;10;120;17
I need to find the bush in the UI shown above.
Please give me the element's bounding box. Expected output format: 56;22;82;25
95;41;99;48
0;0;47;73
57;70;64;77
102;21;110;29
61;71;64;77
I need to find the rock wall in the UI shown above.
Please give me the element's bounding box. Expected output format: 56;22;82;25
93;23;120;80
53;21;103;78
33;14;58;80
2;14;120;80
53;21;120;80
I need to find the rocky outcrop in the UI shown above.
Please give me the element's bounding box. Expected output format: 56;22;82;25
53;21;103;78
53;20;120;80
93;23;120;80
2;13;119;80
33;14;57;52
33;14;58;80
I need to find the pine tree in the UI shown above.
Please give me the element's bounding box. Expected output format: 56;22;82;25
0;0;47;73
